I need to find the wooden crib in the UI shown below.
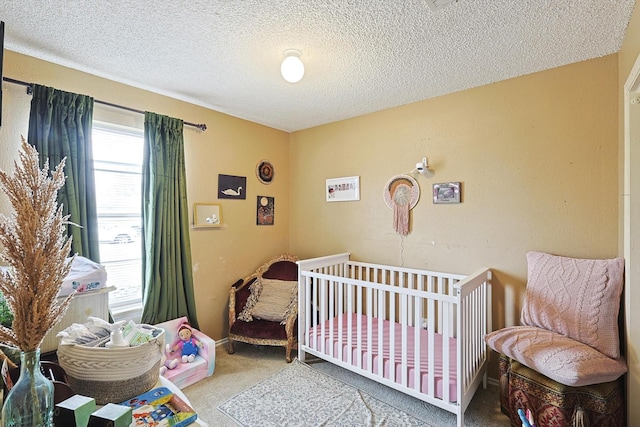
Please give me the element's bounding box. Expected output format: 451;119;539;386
297;253;491;427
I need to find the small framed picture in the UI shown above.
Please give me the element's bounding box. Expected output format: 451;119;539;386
218;174;246;199
433;182;461;204
194;203;223;227
326;176;360;202
256;196;275;225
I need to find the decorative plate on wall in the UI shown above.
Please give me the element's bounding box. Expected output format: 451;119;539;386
256;160;274;184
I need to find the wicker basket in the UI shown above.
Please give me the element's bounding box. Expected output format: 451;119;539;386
56;325;164;404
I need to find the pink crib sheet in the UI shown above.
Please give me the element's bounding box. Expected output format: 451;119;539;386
308;312;458;402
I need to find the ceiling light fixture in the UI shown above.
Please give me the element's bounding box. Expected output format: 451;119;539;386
281;49;304;83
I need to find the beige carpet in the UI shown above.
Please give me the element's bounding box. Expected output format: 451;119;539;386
183;342;511;427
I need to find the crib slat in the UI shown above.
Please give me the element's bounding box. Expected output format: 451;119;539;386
413;296;421;393
320;278;327;355
437;277;443;334
442;300;451;402
329;279;335;359
461;294;469;391
377;288;384;378
312;277;318;349
451;278;458;338
401;293;408;387
356;283;362;369
347;282;353;366
338;281;344;362
427;276;435;398
366;286;373;374
471;289;478;383
389;290;396;383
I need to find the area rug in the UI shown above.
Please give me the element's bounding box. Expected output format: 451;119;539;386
217;359;431;427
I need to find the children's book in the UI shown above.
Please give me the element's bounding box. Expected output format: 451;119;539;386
120;387;198;427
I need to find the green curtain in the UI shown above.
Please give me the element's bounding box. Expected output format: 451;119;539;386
27;84;100;261
141;112;199;328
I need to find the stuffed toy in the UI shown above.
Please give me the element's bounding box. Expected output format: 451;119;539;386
159;347;179;376
168;323;203;363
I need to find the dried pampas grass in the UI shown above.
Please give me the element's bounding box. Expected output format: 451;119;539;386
0;137;74;352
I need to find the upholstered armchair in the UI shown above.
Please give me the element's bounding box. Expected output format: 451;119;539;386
228;253;299;362
485;251;627;427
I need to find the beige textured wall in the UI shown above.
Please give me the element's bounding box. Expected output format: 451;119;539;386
0;51;291;340
290;56;620;378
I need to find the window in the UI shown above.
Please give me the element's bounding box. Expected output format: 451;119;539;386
92;123;143;315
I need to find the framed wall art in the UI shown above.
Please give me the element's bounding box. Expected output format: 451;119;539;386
433;182;461;204
326;176;360;202
218;174;246;199
256;196;275;225
256;160;274;184
194;203;223;227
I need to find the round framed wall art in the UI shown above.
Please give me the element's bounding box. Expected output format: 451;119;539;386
256;160;275;184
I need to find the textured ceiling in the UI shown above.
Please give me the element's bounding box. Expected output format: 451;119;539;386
0;1;636;132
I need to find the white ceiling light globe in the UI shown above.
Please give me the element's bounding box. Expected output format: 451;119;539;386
281;51;304;83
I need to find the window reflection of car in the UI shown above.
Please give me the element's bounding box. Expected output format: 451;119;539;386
99;225;137;244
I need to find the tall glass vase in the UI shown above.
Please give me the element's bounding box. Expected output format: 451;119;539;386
1;349;53;427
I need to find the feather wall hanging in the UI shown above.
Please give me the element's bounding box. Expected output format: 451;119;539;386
383;174;420;235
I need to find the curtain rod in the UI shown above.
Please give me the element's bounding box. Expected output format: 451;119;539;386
2;76;207;131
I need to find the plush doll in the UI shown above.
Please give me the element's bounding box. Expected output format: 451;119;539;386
159;347;179;376
168;323;203;363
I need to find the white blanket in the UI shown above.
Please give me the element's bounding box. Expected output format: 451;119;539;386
0;256;108;297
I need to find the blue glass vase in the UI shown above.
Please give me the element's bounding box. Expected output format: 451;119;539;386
1;349;53;427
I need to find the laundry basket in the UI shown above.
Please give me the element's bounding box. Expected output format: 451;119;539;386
56;325;164;404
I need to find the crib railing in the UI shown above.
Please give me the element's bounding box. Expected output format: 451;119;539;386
297;253;491;420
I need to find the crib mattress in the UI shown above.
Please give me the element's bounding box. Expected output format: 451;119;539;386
307;313;458;402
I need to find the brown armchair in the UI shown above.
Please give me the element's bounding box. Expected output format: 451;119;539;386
228;253;299;362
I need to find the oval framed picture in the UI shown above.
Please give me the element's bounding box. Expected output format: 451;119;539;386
256;160;275;184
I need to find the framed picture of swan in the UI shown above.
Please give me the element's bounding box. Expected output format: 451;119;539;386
194;203;223;227
218;174;246;199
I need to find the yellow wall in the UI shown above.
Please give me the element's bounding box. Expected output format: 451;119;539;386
290;56;620;379
0;50;291;340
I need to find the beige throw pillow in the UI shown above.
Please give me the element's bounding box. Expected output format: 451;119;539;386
520;251;624;359
238;278;297;325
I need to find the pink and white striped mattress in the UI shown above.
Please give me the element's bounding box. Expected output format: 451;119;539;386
307;313;458;402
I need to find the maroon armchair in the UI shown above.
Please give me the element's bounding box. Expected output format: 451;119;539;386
228;253;299;362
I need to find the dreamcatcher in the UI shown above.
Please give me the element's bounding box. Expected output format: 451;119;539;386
383;174;420;235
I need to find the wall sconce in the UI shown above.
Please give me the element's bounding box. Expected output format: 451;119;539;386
281;49;304;83
415;157;429;175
